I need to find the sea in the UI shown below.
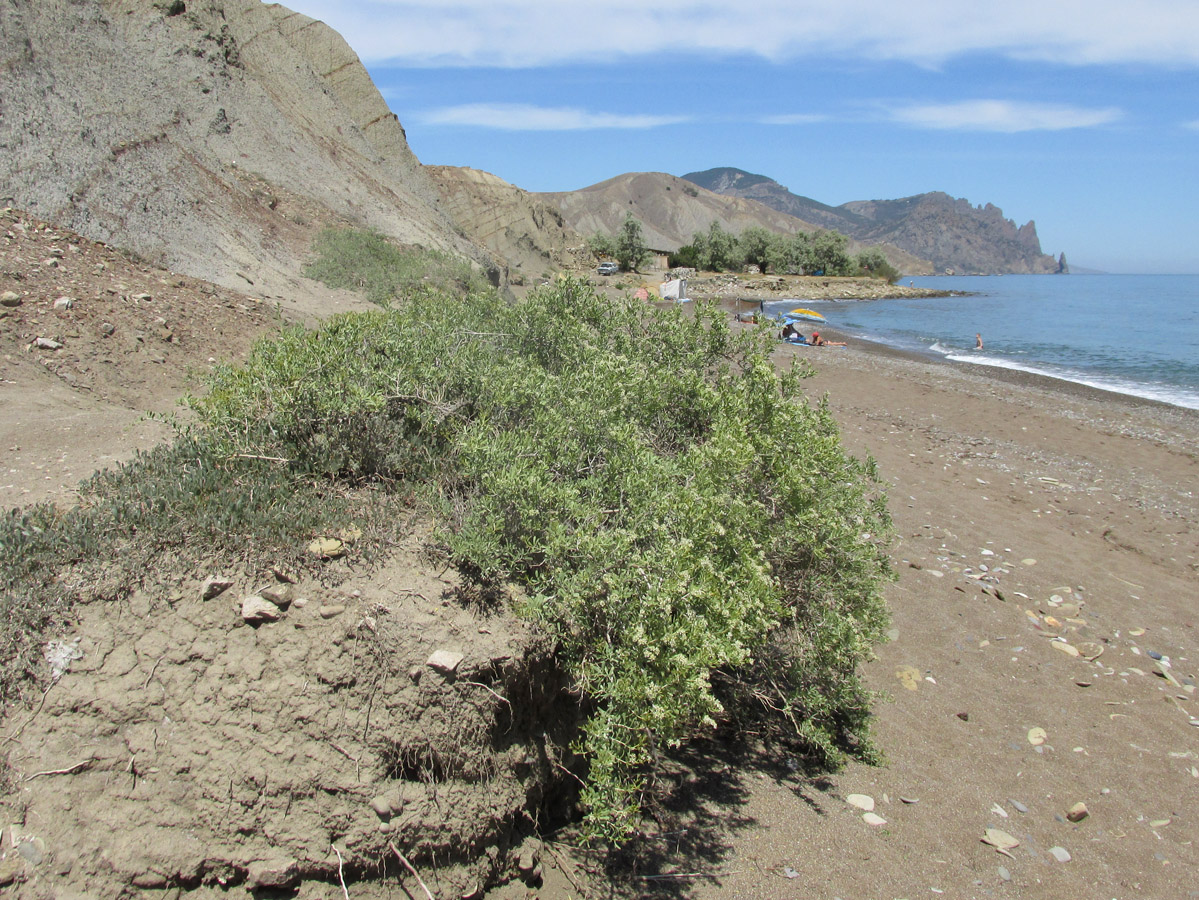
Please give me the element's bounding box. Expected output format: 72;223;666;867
763;274;1199;411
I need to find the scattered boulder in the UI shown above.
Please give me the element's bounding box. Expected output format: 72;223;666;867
0;290;22;307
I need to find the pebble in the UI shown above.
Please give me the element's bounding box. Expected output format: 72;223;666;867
982;828;1019;852
0;291;21;307
1052;641;1081;658
998;865;1011;882
307;537;345;559
271;565;298;583
862;812;886;826
53;296;73;309
247;859;299;891
15;840;43;866
259;584;292;608
1009;799;1029;814
846;794;875;812
1027;727;1047;746
427;649;465;674
201;577;233;600
1049;846;1071;863
1067;802;1088;822
241;595;282;623
34;337;63;350
318;604;345;619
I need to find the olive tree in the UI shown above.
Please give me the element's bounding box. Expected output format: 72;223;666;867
614;213;649;272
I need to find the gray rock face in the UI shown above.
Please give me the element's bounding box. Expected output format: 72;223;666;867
0;0;498;302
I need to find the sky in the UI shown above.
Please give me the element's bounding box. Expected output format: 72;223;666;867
281;1;1199;273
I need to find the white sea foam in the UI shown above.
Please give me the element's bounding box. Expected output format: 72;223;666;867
942;353;1199;410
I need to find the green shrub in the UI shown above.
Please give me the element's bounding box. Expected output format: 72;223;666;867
303;227;486;305
3;274;892;842
854;248;901;283
191;278;893;841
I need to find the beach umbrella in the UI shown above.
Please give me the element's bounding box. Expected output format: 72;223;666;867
787;308;826;322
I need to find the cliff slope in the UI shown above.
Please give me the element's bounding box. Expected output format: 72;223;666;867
0;0;498;313
425;165;590;281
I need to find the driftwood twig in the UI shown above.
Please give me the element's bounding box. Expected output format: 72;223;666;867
25;757;96;781
634;870;740;881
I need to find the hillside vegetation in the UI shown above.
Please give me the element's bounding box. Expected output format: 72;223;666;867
191;274;895;839
4;250;893;856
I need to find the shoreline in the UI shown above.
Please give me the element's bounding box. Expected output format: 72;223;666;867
793;322;1199;420
703;282;1199;419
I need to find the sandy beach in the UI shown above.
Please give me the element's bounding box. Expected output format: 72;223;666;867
573;327;1198;899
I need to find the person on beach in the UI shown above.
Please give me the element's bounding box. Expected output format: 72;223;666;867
808;331;846;347
975;333;984;350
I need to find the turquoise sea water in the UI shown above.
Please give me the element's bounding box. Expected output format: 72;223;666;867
764;275;1199;410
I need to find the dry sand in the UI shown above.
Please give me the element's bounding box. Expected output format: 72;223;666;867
577;329;1198;899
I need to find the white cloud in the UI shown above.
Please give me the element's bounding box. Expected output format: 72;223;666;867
760;114;828;126
1184;120;1199;131
283;1;1199;69
416;103;689;130
891;100;1123;132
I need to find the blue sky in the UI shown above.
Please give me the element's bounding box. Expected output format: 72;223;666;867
283;1;1199;273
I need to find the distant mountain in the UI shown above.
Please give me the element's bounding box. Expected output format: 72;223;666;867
538;172;932;274
683;167;870;234
683;167;1063;275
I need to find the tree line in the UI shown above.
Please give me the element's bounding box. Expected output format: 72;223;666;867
589;213;901;281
